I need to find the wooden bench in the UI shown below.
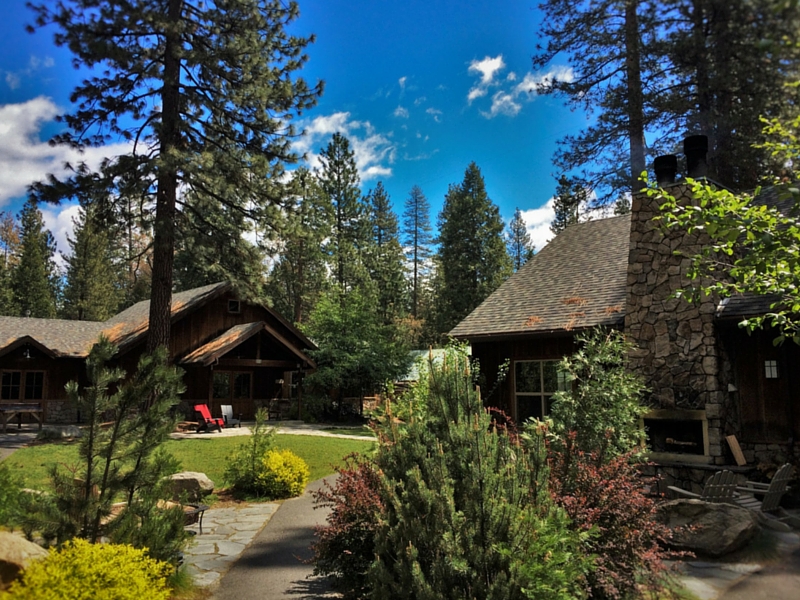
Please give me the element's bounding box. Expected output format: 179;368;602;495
0;403;44;433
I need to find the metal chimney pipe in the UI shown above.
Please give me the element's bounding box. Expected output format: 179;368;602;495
654;154;678;186
684;135;709;179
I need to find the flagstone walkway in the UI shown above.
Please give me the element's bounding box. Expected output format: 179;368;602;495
183;502;280;588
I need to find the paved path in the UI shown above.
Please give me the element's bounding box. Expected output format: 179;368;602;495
0;426;38;461
170;421;374;442
212;477;337;600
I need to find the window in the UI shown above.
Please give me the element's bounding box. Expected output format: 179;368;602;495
212;371;252;400
1;371;44;401
227;299;241;314
514;360;566;423
764;360;779;379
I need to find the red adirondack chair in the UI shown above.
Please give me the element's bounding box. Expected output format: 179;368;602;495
194;404;224;433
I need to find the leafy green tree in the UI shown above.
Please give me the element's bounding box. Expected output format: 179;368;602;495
369;345;590;600
317;133;370;292
267;168;332;324
61;205;123;321
506;207;535;271
0;211;21;316
13;199;58;318
550;175;588;235
435;162;512;334
365;182;407;324
402;185;433;318
301;287;411;401
29;0;322;352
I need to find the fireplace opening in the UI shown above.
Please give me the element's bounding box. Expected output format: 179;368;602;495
644;418;705;455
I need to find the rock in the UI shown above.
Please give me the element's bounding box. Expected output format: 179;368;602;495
656;499;760;557
169;471;215;501
37;425;83;440
0;532;48;590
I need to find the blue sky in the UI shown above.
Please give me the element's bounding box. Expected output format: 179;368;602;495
0;1;589;256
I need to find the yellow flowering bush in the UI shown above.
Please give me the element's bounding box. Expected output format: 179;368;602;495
1;539;170;600
257;449;310;498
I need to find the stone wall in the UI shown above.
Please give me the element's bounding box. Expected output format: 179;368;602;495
625;184;728;463
44;400;78;424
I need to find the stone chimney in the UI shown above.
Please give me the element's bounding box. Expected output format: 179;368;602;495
625;135;725;464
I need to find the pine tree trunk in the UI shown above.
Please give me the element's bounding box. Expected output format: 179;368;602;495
624;0;646;189
147;0;182;355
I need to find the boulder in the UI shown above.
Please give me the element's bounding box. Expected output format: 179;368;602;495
656;499;760;557
0;532;48;590
168;471;215;501
37;425;83;440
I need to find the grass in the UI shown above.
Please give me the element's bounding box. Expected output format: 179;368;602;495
1;434;376;491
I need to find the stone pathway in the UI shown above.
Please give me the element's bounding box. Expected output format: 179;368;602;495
183;502;280;588
169;420;374;442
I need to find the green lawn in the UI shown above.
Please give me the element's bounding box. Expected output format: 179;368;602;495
1;434;375;491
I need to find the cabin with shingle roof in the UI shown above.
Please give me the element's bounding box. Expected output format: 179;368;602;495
452;137;800;472
0;282;316;423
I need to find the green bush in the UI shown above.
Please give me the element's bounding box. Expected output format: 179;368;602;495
1;539;171;600
224;408;275;495
0;463;22;528
257;449;310;499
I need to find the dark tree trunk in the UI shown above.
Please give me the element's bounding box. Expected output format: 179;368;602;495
147;0;182;355
624;0;646;190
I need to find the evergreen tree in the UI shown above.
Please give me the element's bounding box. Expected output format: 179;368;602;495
550;175;589;235
506;207;535;271
0;211;21;316
401;185;433;318
29;0;322;352
13;199;58;318
267;168;332;324
61;205;123;321
317;133;369;292
436;163;512;334
365;182;407;324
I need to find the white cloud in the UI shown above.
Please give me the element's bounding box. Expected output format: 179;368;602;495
41;202;81;264
468;55;505;85
398;76;407;89
0;97;130;208
5;73;20;90
393;106;409;119
519;199;556;251
472;65;574;119
295;112;396;182
426;107;442;123
414;96;426;106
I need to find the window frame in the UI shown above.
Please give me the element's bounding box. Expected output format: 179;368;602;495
512;359;565;423
1;370;46;402
211;370;253;401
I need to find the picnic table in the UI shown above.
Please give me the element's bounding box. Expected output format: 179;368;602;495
0;403;44;433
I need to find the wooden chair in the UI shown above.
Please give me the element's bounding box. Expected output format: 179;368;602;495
668;470;738;503
735;463;794;513
194;404;224;433
220;404;241;428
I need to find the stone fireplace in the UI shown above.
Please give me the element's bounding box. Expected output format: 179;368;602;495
642;409;710;463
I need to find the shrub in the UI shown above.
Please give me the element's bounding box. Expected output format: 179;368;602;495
311;454;383;598
224;407;275;495
257;449;310;499
2;539;171;600
549;445;672;600
0;463;22;528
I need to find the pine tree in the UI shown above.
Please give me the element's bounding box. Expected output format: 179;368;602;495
436;163;512;334
365;182;407;324
13;199;58;318
506;208;535;271
402;185;433;318
29;0;322;352
0;211;21;316
317;133;370;292
62;205;123;321
550;175;589;235
267;168;332;324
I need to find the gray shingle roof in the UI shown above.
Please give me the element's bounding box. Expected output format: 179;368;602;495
450;215;631;340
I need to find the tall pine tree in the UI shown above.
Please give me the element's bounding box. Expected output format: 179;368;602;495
61;205;123;321
29;0;322;352
0;211;21;316
13;199;58;318
550;175;589;235
506;208;535;271
365;182;407;324
436;163;512;335
402;185;433;319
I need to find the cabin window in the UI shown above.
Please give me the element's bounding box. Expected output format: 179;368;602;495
513;360;566;423
1;371;44;401
764;360;779;379
228;299;241;314
212;371;252;400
